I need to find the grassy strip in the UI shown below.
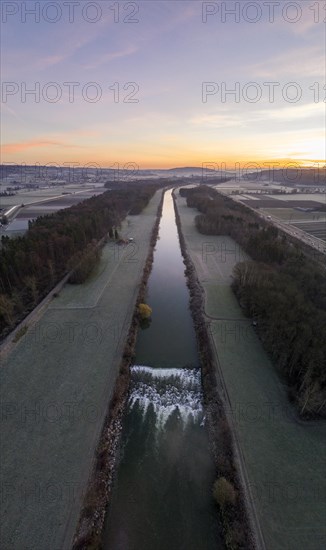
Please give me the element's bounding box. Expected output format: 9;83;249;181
172;191;256;550
72;190;165;550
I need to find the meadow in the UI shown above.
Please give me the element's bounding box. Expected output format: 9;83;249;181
0;184;102;207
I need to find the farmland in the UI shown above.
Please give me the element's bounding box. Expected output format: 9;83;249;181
270;193;326;204
242;197;325;210
260;208;326;222
259;208;326;241
229;191;326;244
0;190;163;550
291;220;326;241
175;193;326;550
0;184;106;236
0;183;104;208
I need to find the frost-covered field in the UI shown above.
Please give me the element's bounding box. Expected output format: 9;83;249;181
261;207;326;221
270;193;326;203
0;190;163;550
0;184;103;207
1;185;106;238
175;194;326;550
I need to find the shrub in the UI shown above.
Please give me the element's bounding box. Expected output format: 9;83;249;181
0;294;15;327
138;303;152;319
213;477;237;509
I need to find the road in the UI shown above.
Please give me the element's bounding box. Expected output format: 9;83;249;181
224;191;326;255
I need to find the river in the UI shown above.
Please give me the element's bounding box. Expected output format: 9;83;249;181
103;190;224;550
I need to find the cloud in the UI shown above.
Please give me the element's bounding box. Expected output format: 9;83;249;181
249;47;325;78
287;151;310;157
82;45;138;70
2;50;70;78
1;26;106;78
0;103;20;120
273;4;322;36
190;102;324;129
190;113;245;128
254;102;325;122
1;139;85;155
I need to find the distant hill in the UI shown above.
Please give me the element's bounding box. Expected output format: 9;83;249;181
153;167;235;178
245;168;326;186
1;165;232;180
167;167;215;174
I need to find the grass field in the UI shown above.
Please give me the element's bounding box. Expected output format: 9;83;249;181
270;193;326;204
0;190;163;550
175;193;326;550
204;284;250;320
0;184;103;208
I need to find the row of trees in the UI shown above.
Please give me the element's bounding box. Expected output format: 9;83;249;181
67;243;101;284
181;186;326;417
0;184;158;337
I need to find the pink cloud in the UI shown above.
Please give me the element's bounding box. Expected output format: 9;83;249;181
82;45;138;69
1;139;85;154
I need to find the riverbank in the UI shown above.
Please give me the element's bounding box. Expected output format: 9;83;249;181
0;190;163;550
173;190;258;550
174;191;326;550
72;189;165;549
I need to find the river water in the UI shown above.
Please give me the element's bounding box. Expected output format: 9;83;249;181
103;191;224;550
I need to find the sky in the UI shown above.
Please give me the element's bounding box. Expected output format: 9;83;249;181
0;0;325;169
